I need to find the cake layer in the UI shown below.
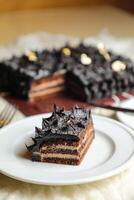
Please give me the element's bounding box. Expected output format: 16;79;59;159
29;72;65;100
42;133;94;165
42;158;80;165
41;132;93;160
30;74;65;92
29;85;64;101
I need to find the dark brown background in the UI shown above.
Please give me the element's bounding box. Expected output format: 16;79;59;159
0;0;133;13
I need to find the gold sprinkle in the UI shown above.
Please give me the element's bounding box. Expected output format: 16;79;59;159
66;119;71;125
81;53;92;65
112;60;126;72
97;42;111;61
26;51;37;61
62;48;71;56
0;119;7;126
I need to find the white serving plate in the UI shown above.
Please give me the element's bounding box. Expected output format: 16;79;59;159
117;98;134;130
0;114;134;185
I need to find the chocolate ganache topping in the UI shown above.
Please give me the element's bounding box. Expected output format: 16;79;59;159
26;105;91;154
66;45;134;102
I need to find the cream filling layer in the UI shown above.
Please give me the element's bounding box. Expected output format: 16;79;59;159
42;153;79;159
29;85;64;99
31;77;65;92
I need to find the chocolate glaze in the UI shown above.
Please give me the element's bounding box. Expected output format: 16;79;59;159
26;105;91;155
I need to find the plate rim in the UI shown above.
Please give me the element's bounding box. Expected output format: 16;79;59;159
0;113;134;185
117;98;134;130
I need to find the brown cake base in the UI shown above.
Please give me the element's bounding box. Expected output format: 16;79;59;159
29;72;65;101
42;136;94;165
39;120;94;165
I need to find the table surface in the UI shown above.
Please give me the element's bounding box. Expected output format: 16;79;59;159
0;5;134;45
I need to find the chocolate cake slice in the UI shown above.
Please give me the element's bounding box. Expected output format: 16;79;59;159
0;50;66;100
27;105;94;165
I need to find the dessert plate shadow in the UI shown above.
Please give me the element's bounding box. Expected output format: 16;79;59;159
0;114;134;185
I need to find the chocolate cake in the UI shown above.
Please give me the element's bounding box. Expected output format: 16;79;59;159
66;44;134;102
26;105;94;165
0;43;134;101
0;50;66;100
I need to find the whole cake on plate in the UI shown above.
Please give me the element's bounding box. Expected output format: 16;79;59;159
27;105;94;165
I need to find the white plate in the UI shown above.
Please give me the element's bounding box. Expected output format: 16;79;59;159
0;114;134;185
117;98;134;130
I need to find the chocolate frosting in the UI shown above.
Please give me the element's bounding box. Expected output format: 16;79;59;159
6;50;61;80
26;105;91;154
66;44;134;102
